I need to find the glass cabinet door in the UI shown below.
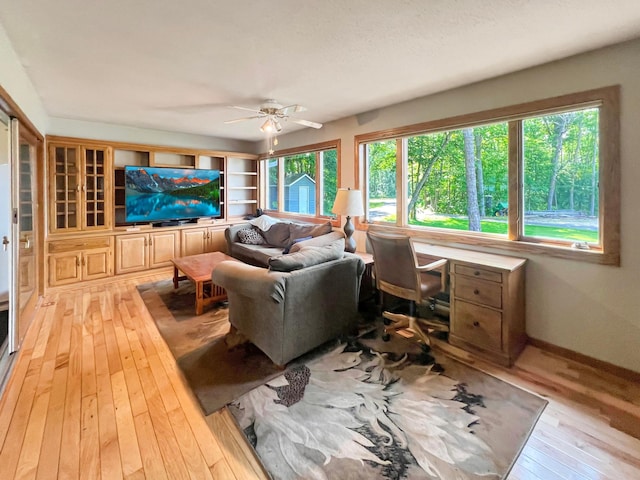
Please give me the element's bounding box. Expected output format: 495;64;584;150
49;144;112;232
83;147;110;229
50;145;81;232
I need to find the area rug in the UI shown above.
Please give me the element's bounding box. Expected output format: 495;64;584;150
138;279;547;479
137;279;288;415
228;331;547;480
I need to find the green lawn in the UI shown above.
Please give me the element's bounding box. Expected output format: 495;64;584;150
392;216;599;242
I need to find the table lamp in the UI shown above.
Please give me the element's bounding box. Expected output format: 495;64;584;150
332;188;364;253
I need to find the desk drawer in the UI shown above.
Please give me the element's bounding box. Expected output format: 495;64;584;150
452;300;502;352
454;264;502;283
454;275;502;309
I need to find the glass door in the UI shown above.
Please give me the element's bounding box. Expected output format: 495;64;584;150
0;111;14;383
17;129;38;343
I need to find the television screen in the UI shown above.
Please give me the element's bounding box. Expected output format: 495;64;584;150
124;166;221;223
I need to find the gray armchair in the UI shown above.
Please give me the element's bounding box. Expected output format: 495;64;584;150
212;251;365;366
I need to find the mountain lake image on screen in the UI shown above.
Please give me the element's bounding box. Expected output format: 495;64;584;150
124;166;221;223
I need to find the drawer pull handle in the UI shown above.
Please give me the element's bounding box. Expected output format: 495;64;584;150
473;321;480;327
474;271;480;276
473;289;480;295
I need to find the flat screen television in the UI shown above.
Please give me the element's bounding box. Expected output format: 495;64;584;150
124;165;221;224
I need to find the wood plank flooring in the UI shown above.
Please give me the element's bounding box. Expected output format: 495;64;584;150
0;274;639;479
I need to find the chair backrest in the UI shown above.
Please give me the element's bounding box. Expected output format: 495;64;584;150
367;231;422;302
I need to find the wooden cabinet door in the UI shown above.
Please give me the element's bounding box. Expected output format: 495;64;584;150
181;228;207;256
82;146;112;231
149;231;178;268
49;144;82;233
83;248;112;280
115;234;148;274
206;227;227;253
49;143;112;233
49;252;82;286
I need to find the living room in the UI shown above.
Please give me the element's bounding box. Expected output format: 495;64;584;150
1;2;640;479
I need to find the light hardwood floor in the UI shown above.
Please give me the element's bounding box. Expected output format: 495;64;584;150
0;275;639;479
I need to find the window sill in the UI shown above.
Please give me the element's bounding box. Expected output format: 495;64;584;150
360;222;618;266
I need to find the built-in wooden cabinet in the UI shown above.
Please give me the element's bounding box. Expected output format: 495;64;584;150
45;136;258;289
115;230;179;274
48;237;113;286
180;226;226;257
48;142;112;233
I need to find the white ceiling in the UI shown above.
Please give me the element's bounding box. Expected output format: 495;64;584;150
2;0;640;142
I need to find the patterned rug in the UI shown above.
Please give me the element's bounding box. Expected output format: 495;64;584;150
138;279;546;479
228;330;547;480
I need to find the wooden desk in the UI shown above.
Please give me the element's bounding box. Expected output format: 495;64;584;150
413;243;527;367
171;251;236;315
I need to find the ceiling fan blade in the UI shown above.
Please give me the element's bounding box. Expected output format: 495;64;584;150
229;105;263;114
224;115;263;124
290;118;323;129
279;104;306;115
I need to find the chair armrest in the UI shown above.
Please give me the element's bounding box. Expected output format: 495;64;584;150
416;258;447;272
212;261;287;303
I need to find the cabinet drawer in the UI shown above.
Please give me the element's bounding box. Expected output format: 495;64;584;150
452;300;502;352
49;236;112;253
454;275;502;309
454;264;502;283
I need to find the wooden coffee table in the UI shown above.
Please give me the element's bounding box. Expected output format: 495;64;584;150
171;251;236;315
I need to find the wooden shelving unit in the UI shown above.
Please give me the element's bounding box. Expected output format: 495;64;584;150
225;157;258;219
45;135;259;289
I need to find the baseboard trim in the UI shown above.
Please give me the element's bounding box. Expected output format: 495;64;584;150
528;337;640;382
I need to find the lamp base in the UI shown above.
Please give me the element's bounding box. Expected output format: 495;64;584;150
343;216;356;253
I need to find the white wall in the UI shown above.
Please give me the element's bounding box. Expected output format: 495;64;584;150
269;38;640;373
49;117;255;153
0;23;48;133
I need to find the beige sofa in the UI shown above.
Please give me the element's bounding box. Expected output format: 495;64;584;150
212;239;364;366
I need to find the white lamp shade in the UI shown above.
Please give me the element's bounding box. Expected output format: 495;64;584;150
332;189;364;217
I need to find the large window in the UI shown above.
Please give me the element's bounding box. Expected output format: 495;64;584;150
357;87;619;264
261;140;340;219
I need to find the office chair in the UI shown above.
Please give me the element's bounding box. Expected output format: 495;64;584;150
367;231;449;349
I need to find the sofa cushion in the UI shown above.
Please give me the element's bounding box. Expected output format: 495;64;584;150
237;227;265;245
282;235;312;254
288;221;332;240
288;230;345;254
261;222;292;247
269;238;345;272
233;243;284;267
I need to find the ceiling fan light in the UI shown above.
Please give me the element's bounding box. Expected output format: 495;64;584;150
260;118;274;133
273;119;282;132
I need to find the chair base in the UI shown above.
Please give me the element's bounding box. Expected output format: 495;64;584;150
382;311;450;347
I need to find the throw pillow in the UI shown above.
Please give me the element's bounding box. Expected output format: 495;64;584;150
261;222;291;247
237;227;265;245
282;236;313;254
269;238;345;272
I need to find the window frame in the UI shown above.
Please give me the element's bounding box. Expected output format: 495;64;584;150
355;86;620;265
259;139;341;225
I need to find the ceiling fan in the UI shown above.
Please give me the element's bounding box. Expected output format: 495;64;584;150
224;99;323;132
